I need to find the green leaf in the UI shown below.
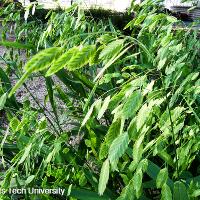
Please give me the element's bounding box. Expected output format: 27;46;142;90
45;149;55;164
156;168;168;188
81;104;94;127
169;73;199;107
0;68;18;108
67;45;96;71
108;132;129;169
99;39;124;61
72;71;95;90
165;63;185;75
173;181;189;200
0;40;35;50
45;77;60;128
157;58;167;70
191;189;200;198
79;172;87;187
0;93;7;110
97;96;110;119
24;47;63;72
133;169;143;198
158;151;174;168
132;133;145;166
137;159;149;173
143;80;155;96
9;117;20;132
67;184;72;196
186;175;200;185
146;160;174;190
99;119;121;159
159;107;185;130
161;183;172;200
136;103;151;131
122;90;143;119
128;118;138;141
134;14;147;26
114;79;142;106
95;45;132;81
0;68;12;92
166;16;178;23
25;175;35;185
116;178;135;200
98;159;110;196
56;69;86;97
99;142;109;160
18;143;32;165
9;47;62;97
9;72;29;97
46;47;79;76
2;170;12;189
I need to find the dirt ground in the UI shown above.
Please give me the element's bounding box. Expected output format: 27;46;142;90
0;25;71;131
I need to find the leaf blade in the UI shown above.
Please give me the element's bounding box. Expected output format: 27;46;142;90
108;132;129;169
0;93;7;110
98;159;110;196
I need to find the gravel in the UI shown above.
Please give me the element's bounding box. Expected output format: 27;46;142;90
0;25;74;132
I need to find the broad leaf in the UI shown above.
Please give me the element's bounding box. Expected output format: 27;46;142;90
67;45;96;71
191;189;200;198
18;143;32;165
147;161;174;189
122;90;143;119
133;169;143;198
9;47;62;97
108;132;129;169
116;178;135;200
132;133;145;166
9;72;29;97
99;39;124;61
173;181;189;200
97;96;111;119
161;183;172;200
81;104;95;127
156;168;168;188
25;175;35;185
98;159;110;196
0;40;35;50
99;119;121;160
136;103;151;131
46;47;79;76
0;93;7;110
24;47;63;72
